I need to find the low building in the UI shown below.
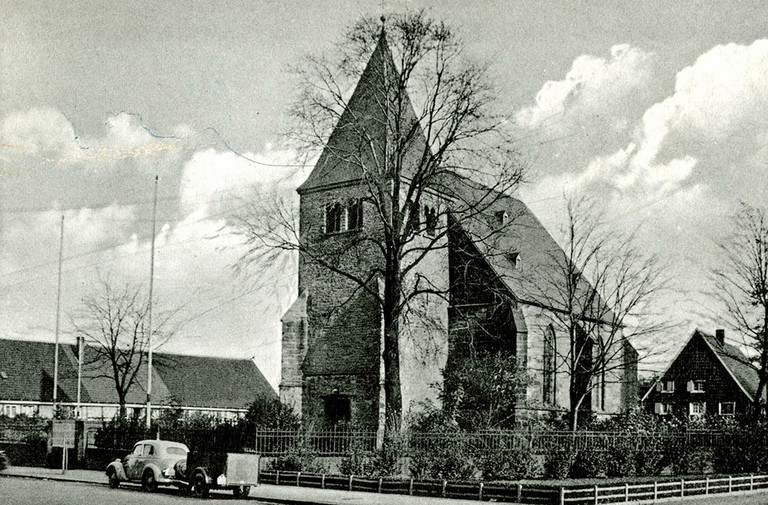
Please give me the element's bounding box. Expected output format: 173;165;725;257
642;329;761;418
0;338;275;421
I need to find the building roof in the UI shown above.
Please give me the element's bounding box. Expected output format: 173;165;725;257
0;338;275;409
698;329;760;400
641;328;761;402
297;31;427;194
449;176;613;321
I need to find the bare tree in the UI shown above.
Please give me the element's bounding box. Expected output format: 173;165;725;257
520;195;667;430
70;276;177;419
711;203;768;421
234;11;524;423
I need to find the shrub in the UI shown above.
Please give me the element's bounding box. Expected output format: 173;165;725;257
407;405;475;481
570;448;607;479
672;446;713;475
268;439;324;474
476;447;542;481
604;446;636;478
544;449;577;479
0;450;9;470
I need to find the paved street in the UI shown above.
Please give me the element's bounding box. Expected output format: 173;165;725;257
0;477;263;505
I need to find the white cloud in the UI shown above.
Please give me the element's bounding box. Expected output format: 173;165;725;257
516;44;655;131
579;39;768;195
0;107;78;153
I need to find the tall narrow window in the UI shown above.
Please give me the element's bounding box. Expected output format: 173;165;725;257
325;202;343;234
347;199;363;231
407;201;420;233
424;206;437;236
543;325;556;405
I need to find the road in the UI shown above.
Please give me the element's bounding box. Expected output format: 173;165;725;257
0;477;269;505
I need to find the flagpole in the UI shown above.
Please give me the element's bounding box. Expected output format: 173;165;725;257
53;215;64;413
146;175;158;429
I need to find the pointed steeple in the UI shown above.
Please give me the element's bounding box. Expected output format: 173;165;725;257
298;26;426;194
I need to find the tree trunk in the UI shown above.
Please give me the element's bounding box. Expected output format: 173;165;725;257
118;392;127;420
382;250;402;428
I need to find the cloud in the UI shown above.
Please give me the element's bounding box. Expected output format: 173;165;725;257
1;107;78;154
516;44;656;132
578;39;768;196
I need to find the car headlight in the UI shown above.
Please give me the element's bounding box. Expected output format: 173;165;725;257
163;467;175;478
217;474;227;486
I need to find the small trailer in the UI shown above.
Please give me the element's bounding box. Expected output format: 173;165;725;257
185;451;260;499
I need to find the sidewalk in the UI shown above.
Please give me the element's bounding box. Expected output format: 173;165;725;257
0;466;496;505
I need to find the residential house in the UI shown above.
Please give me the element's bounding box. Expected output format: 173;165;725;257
280;29;638;430
642;329;760;418
0;338;275;421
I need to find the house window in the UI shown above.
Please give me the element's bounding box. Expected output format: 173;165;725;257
719;402;736;416
325;202;343;234
347;199;363;231
689;401;706;416
656;380;675;393
654;402;673;415
687;380;705;393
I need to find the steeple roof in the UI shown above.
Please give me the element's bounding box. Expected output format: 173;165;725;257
298;31;427;194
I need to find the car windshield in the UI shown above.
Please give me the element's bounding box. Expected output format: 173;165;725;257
166;447;186;456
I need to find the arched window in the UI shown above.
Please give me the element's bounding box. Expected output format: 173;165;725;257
424;205;437;236
347;199;363;230
543;325;556;405
325;202;343;234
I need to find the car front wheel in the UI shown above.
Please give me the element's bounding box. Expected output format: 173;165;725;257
107;468;120;489
142;469;158;493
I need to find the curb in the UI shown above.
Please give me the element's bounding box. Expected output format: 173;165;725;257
0;471;105;487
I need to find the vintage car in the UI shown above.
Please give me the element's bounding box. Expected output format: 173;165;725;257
106;439;189;492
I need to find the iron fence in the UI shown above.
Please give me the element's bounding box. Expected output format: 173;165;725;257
254;429;729;456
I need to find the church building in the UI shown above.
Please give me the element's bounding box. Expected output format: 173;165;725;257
279;28;637;431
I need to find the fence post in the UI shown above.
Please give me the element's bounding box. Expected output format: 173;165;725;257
409;478;414;496
378;477;382;494
624;483;628;502
653;481;657;501
728;475;732;493
276;470;280;486
750;474;754;491
321;473;325;490
349;474;353;491
297;472;301;487
479;482;484;501
442;479;447;497
705;476;709;495
559;486;565;505
517;484;522;503
681;478;684;497
594;484;598;504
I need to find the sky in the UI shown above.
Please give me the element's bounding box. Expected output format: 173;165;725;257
2;0;768;388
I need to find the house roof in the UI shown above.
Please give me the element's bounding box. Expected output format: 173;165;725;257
0;338;275;409
698;329;760;400
297;31;427;194
152;352;274;409
640;328;761;402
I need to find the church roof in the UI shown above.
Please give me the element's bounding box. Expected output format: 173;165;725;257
447;175;612;321
298;31;428;194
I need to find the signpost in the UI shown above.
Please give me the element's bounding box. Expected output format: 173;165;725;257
51;420;76;473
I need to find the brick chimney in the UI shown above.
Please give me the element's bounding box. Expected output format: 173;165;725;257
715;328;725;346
